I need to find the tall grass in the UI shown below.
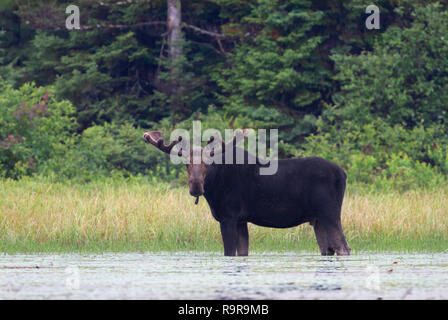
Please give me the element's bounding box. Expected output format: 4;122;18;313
0;178;447;253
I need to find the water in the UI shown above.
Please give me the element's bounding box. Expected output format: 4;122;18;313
0;252;447;299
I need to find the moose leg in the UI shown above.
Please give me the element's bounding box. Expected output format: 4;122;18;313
220;220;238;256
236;223;249;256
332;220;350;256
313;217;350;256
313;219;331;256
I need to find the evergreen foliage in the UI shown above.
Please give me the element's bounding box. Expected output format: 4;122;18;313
0;0;447;190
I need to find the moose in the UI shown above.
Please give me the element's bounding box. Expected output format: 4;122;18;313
143;130;350;256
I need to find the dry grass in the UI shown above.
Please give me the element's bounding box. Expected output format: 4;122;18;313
0;178;447;253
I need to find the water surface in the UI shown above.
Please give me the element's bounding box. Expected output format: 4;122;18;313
1;252;447;299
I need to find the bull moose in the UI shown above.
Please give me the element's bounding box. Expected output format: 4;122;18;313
143;130;350;256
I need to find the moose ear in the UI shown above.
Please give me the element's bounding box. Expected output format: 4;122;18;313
205;132;222;157
234;128;250;142
207;136;215;157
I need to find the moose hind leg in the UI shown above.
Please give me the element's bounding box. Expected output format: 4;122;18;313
313;218;350;256
236;223;249;256
220;221;239;256
334;223;350;256
313;220;332;256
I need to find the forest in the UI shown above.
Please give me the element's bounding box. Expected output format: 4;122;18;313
1;0;447;191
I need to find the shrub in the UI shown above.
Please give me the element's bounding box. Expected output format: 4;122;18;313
43;121;182;183
303;119;448;191
0;81;76;179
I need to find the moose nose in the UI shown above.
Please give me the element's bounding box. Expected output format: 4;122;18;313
189;190;203;197
189;183;204;197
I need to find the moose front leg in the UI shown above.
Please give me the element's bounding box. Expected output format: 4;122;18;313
236;223;249;256
220;220;238;256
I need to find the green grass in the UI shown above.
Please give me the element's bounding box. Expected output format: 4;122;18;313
0;178;447;254
0;235;445;255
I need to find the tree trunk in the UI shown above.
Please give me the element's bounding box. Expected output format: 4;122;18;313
167;0;182;65
166;0;184;119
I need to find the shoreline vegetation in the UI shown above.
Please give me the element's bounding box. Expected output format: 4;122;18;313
1;178;446;254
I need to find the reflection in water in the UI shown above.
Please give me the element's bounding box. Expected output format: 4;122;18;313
0;252;447;299
309;258;345;291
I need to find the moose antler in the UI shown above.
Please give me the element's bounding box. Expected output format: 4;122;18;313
143;131;182;155
206;129;249;156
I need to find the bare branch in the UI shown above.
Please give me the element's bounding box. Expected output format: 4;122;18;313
18;1;233;41
78;21;166;31
189;40;226;57
216;37;228;57
182;23;229;39
98;0;152;6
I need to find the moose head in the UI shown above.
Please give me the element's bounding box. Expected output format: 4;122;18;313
143;130;247;200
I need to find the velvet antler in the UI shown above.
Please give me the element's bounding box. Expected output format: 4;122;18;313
143;131;182;155
206;129;249;156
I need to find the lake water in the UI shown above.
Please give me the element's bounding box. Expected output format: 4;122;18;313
0;252;447;299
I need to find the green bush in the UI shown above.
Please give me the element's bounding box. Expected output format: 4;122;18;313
0;81;76;179
0;81;184;183
303;119;448;191
43;122;182;183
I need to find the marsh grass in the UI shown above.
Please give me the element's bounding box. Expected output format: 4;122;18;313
0;178;447;253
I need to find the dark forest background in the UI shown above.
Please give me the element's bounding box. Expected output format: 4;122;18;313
0;0;447;191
